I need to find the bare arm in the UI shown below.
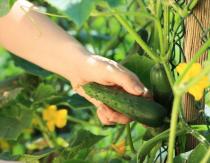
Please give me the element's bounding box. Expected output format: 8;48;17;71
0;0;147;125
0;0;87;80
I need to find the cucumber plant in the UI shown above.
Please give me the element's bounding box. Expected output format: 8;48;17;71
0;0;209;163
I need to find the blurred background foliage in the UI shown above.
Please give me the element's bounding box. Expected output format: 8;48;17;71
0;0;209;162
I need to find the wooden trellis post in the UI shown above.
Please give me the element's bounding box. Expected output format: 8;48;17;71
183;0;210;150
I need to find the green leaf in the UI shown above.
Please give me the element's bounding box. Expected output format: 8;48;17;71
0;152;20;161
62;129;104;159
0;0;10;16
0;105;33;140
33;83;56;101
70;129;104;148
147;143;161;163
63;160;89;163
0;87;22;108
188;143;210;163
123;54;155;89
109;158;123;163
68;94;92;109
20;150;54;163
106;0;125;7
45;0;96;27
12;55;52;78
173;155;186;163
205;91;210;107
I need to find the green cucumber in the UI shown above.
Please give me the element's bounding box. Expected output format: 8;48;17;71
83;83;167;127
150;64;173;113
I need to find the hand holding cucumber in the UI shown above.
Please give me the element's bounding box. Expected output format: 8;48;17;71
70;55;150;125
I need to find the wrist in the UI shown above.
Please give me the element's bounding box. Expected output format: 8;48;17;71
53;41;91;81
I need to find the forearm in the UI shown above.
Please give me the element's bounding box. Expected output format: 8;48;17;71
0;0;89;79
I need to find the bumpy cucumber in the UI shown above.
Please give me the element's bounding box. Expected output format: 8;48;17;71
150;64;173;113
83;83;167;127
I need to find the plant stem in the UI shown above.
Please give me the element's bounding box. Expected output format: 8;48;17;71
200;147;210;163
112;126;126;144
156;20;164;56
168;0;186;17
67;115;99;127
167;94;181;163
137;127;187;162
162;62;174;87
35;114;54;148
168;0;199;17
126;123;136;154
163;0;169;54
111;9;160;63
91;10;152;17
175;38;210;85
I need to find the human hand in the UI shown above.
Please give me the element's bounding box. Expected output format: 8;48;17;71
68;54;149;125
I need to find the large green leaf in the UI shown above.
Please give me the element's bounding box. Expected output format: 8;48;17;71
188;143;210;163
70;129;104;148
62;129;104;159
33;83;57;101
0;105;33;140
122;54;155;89
45;0;96;27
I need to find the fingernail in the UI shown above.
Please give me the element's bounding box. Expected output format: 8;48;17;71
134;86;143;94
143;87;148;93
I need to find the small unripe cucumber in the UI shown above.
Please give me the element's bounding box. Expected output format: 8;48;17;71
83;83;167;127
150;64;173;113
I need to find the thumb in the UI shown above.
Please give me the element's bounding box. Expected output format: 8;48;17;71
111;71;146;95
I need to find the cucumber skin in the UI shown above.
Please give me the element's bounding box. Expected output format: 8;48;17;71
83;83;167;127
150;64;173;114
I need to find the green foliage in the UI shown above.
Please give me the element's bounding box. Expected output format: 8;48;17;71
0;0;10;16
61;129;104;160
69;129;104;148
0;105;33;140
188;143;210;163
33;83;56;101
205;91;210;107
0;152;20;161
123;54;155;89
45;0;96;27
106;0;125;7
0;88;22;108
0;0;209;162
20;150;54;163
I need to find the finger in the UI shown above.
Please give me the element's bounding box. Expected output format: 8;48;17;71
102;105;132;124
110;70;145;96
97;107;115;125
143;88;153;99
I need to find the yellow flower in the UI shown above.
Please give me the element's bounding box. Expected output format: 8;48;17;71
42;105;68;132
111;140;126;155
176;63;210;100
